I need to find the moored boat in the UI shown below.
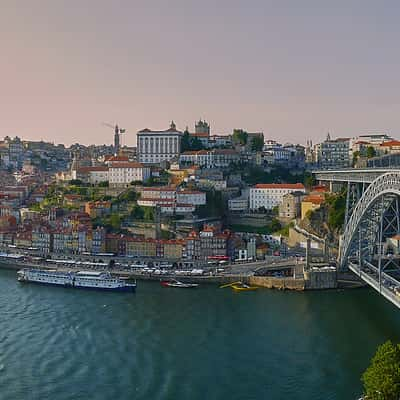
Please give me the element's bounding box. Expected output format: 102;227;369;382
17;269;136;292
219;281;258;291
231;282;258;292
160;279;198;288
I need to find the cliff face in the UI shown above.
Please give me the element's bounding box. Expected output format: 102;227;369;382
298;204;340;246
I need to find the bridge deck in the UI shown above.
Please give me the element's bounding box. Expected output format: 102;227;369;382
313;168;400;183
349;262;400;309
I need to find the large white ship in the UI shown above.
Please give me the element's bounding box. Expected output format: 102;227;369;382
17;269;136;292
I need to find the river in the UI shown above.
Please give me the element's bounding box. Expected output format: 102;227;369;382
1;269;400;399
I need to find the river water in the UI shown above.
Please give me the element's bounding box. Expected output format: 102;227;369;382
1;269;400;400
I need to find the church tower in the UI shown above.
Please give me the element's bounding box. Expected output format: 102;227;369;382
114;125;120;152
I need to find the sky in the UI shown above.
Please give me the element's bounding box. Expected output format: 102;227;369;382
1;0;400;147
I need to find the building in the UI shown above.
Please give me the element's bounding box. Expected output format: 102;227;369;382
379;140;400;155
315;134;350;169
75;166;109;185
31;226;53;254
137;187;205;215
184;226;234;260
85;201;111;218
137;121;182;164
189;119;211;147
126;238;157;258
249;183;306;211
108;162;150;186
301;194;325;220
179;149;239;168
357;133;393;144
278;191;305;219
176;190;206;206
92;227;106;254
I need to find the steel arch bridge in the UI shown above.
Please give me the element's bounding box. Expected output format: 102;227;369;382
339;172;400;308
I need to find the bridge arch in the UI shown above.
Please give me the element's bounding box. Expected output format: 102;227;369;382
339;172;400;269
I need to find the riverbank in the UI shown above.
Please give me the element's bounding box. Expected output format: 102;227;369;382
0;258;365;291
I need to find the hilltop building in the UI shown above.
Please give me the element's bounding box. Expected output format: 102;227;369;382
137;121;182;164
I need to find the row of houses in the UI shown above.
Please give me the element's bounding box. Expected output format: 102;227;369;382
0;224;236;261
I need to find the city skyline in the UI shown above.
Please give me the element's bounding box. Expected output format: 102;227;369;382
2;0;400;146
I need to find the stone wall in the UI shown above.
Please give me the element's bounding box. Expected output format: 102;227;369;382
249;276;305;290
304;268;337;289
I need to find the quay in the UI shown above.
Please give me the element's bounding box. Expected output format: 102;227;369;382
0;253;364;291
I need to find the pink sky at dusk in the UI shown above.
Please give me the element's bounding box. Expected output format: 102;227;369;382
1;0;400;147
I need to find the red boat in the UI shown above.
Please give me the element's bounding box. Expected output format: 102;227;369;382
160;279;199;288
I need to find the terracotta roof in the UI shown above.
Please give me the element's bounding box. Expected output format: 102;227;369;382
312;185;329;193
138;128;183;134
139;197;176;202
254;183;305;190
107;155;129;162
109;162;146;168
77;166;109;173
190;132;209;138
303;195;324;205
142;187;176;192
381;140;400;147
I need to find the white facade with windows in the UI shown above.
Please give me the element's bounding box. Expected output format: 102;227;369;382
137;122;182;164
249;183;305;211
109;163;150;186
176;191;206;206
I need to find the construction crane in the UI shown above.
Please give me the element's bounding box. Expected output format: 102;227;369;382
102;122;126;151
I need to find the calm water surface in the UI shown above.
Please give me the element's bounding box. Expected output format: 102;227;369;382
1;269;400;400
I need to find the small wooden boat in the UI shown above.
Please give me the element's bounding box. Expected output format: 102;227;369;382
160;279;199;288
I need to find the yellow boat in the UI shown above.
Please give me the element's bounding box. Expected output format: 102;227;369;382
231;282;259;292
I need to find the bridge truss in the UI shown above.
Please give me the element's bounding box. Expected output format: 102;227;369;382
339;172;400;308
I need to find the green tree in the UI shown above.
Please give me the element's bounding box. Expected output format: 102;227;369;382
69;179;83;186
366;146;377;158
130;204;144;220
98;181;109;187
232;129;248;145
270;218;282;232
109;214;122;230
251;135;264;151
304;172;316;189
326;191;346;231
353;150;360;166
181;129;205;152
143;207;154;221
362;340;400;400
181;129;191;152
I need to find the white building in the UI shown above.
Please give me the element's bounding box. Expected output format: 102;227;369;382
137;121;182;164
109;162;150;186
176;190;206;206
228;197;248;212
75;166;109;184
180;149;239;168
137;198;195;214
249;183;306;211
140;187;176;200
138;187;205;214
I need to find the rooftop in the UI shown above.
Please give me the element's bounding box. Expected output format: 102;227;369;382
253;183;305;190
